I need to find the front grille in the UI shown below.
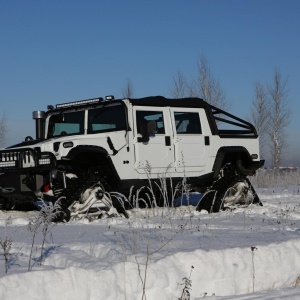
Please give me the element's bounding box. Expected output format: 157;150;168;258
0;150;36;169
0;148;56;171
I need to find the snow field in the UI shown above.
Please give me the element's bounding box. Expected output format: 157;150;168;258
0;184;300;299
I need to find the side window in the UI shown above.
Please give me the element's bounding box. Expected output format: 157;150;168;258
174;112;202;134
88;105;126;134
136;111;165;134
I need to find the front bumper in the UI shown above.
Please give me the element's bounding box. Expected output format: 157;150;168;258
0;148;57;199
0;148;56;173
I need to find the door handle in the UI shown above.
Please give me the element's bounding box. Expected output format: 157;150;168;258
165;136;171;146
205;136;210;145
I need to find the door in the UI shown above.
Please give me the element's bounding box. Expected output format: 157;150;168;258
133;107;174;174
170;108;206;172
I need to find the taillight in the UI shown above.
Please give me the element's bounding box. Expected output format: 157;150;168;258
43;184;51;192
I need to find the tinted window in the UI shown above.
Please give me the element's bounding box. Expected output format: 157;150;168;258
88;105;126;134
136;111;165;134
48;111;85;137
174;112;202;134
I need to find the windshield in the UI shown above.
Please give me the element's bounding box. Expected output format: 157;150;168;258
47;110;85;138
47;104;127;138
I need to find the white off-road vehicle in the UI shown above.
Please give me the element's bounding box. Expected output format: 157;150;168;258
0;96;264;220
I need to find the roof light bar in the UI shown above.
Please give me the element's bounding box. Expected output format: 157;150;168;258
56;97;103;109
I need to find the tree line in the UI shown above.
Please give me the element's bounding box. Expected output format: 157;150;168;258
122;55;291;169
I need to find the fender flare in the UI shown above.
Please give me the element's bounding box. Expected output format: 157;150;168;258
65;145;120;186
213;146;254;178
66;145;109;160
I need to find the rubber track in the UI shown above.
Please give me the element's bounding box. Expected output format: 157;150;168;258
196;165;240;213
54;169;128;219
51;169;102;221
245;177;263;206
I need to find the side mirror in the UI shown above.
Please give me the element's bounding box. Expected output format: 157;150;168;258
140;120;157;143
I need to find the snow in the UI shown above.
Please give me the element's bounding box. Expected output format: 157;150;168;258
1;187;300;299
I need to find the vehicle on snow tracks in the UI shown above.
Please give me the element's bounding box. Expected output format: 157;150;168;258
0;96;264;221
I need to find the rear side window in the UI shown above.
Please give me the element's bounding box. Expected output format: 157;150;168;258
174;112;202;134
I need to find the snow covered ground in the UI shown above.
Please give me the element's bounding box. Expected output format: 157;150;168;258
0;186;300;299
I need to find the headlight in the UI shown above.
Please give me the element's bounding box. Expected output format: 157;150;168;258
0;161;16;167
39;158;51;165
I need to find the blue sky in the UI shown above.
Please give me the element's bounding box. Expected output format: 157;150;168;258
0;0;299;166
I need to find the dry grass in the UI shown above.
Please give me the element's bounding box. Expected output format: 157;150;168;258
250;168;300;189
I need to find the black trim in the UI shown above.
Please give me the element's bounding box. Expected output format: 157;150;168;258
107;137;118;155
65;145;120;188
210;105;258;138
128;96;209;109
53;142;60;152
165;136;171;146
236;159;264;176
213;146;251;178
218;133;258;139
66;145;108;159
204;136;210;145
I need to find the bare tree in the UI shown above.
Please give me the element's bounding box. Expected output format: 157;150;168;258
170;71;188;98
0;113;7;148
250;81;270;159
267;68;291;169
192;55;227;110
122;79;134;98
170;55;228;109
